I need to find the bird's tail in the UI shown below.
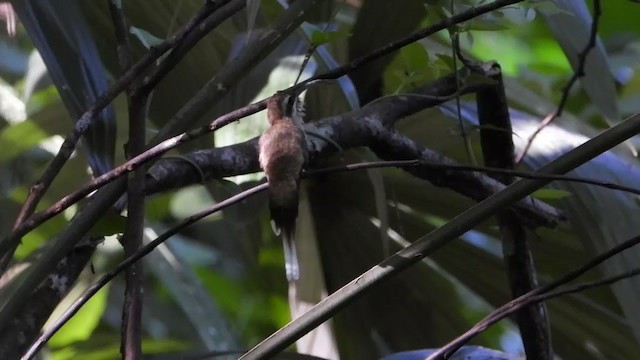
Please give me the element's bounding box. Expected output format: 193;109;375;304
282;228;299;282
267;181;301;282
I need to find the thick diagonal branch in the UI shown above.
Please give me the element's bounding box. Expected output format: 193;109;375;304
146;100;562;228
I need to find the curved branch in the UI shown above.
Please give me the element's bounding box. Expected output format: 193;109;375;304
146;90;562;228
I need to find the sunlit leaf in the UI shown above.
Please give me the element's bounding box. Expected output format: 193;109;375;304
246;0;261;40
15;215;67;260
310;30;350;46
463;20;510;32
52;337;187;360
0;120;48;162
170;185;218;220
49;286;109;347
531;188;572;200
527;1;574;16
540;0;619;121
129;26;164;49
145;193;172;222
384;43;433;93
434;53;456;71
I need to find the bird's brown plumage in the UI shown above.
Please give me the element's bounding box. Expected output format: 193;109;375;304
259;93;306;281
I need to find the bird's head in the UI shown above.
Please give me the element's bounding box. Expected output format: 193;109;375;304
267;91;305;126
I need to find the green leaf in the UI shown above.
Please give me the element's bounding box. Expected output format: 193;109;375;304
8;186;67;259
400;43;431;72
462;19;510;31
88;213;127;237
527;1;574;16
15;215;67;260
25;85;61;115
196;268;244;317
434;53;456;71
384;43;433;93
129;26;164;49
141;339;190;356
145;193;173;221
52;337;187;360
531;188;572;200
170;185;218;220
310;30;350;46
49;286;109;348
0;120;49;162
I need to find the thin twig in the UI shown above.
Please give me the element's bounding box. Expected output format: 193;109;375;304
515;0;602;164
307;160;640;197
292;0;524;93
421;162;640;196
133;0;244;97
429;267;640;358
108;1;145;357
533;267;640;304
450;19;476;164
426;233;640;359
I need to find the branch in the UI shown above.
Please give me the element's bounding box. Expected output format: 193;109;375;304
150;0;321;141
515;0;602;164
133;0;246;97
108;0;144;356
472;61;550;359
1;0;525;264
4;71;475;256
0;245;95;359
237;111;640;359
145;91;564;228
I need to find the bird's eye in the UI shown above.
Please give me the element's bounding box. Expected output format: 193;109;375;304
284;95;297;116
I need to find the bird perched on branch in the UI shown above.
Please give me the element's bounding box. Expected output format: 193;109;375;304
259;92;307;281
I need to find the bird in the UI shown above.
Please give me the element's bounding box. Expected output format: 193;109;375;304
258;92;307;281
